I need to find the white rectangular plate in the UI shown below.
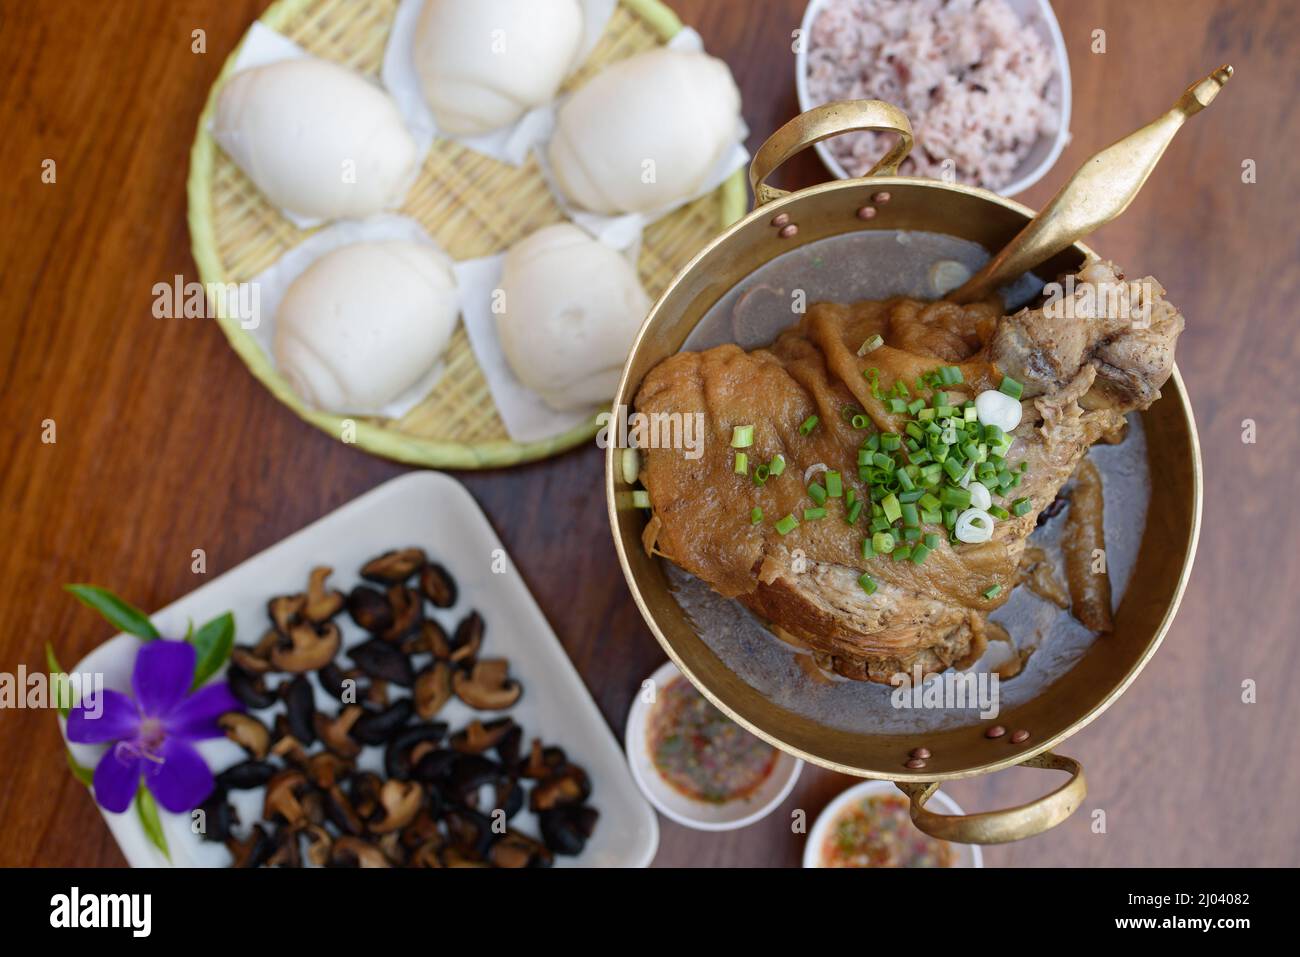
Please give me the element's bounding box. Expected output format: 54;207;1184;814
64;472;658;867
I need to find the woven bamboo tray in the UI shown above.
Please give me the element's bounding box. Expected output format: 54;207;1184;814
188;0;746;469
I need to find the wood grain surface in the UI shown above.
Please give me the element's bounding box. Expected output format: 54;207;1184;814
1;0;1296;867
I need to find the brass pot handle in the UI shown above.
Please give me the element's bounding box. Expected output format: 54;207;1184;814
895;751;1086;845
749;99;914;208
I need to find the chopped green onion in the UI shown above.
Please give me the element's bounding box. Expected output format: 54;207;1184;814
731;425;754;448
872;531;896;555
846;500;863;524
861;536;875;559
882;493;902;524
987;504;1010;520
803;507;827;521
911;544;931;565
775;514;799;535
880;433;901;452
857;334;884;356
845;488;857;509
999;376;1024;400
940;486;972;509
825;471;843;498
851;414;871;429
858;573;878;595
892;544;912;561
901;503;919;527
923;532;940;549
753;463;770;486
799;415;820;436
1011;497;1032;516
982;584;1003;600
769;454;787;477
631;490;651;509
921;508;943;525
808;482;828;505
734;452;748;475
750;507;764;525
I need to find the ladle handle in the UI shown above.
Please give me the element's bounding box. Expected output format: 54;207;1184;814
896;751;1086;844
947;65;1233;303
749;99;913;208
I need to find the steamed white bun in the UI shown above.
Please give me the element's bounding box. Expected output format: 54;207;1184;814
548;48;741;215
497;224;650;410
214;58;418;220
273;241;459;415
413;0;584;136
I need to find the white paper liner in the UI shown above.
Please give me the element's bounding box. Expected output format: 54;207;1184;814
533;27;751;251
213;22;429;230
381;0;618;168
452;252;615;444
244;215;455;420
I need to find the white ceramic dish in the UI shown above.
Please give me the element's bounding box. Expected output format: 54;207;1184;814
803;779;983;867
795;0;1072;197
624;661;803;831
62;472;658;868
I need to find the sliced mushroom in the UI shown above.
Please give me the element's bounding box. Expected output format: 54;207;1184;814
453;658;522;710
218;712;270;760
444;808;494;860
419;562;458;608
496;723;523;766
413;661;453;720
403;619;452;658
361;548;427;585
409;840;444;868
411;748;457;784
381;585;422;642
303;566;345;622
314;706;364;759
538;805;599;857
215;759;277;791
229;639;274;675
490;831;552;869
447;753;507;807
270;723;308;767
384;723;448;781
318;662;359;703
197;789;237;843
350;771;385;822
280;674;317;745
451;718;516;755
263;770;310;826
529;765;591;812
348;638;414;688
364;679;389;708
227;665;277;710
368;779;423;834
324;785;364;836
304;751;354;790
226;824;275;868
350;698;414;745
347;585;393;634
519;739;568;780
267;594;306;634
303;825;333;867
449;611;484;663
270;621;341;673
330;836;392;868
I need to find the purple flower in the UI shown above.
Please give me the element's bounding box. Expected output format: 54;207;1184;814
66;639;243;814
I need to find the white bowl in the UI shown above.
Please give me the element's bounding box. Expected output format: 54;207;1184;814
795;0;1072;197
803;779;984;867
625;661;803;831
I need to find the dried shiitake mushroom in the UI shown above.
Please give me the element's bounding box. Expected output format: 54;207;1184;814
419;562;458;608
226;824;275;868
490;831;552;869
216;760;277;791
350;699;414;746
529;765;591;812
267;594;306;635
315;706;364;759
330;836;392;868
197;789;236;843
361;548;427;585
384;723;447;781
453;658;522;710
270;621;341;673
280;674;317;745
303;566;345;622
451;718;516;755
348;638;414;688
539;805;599;857
381;585;423;642
450;612;484;663
403;619;452;658
219;712;271;760
414;661;453;720
347;586;393;635
303;825;333;867
369;780;423;834
263;770;310;827
227;664;277;710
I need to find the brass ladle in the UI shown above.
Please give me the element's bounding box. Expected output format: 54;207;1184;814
947;65;1233;305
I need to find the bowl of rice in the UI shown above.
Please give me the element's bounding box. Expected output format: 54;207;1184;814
797;0;1071;196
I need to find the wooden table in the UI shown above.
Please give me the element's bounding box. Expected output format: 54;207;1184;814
1;0;1295;867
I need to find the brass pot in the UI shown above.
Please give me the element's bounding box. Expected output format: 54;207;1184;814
605;101;1202;844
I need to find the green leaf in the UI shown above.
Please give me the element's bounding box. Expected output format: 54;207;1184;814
65;749;95;787
46;641;71;718
64;585;160;640
188;612;235;689
135;785;170;861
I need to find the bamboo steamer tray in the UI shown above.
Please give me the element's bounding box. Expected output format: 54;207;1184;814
188;0;746;468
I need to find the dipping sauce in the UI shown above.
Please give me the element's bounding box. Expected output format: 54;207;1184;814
821;793;956;867
648;677;778;803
